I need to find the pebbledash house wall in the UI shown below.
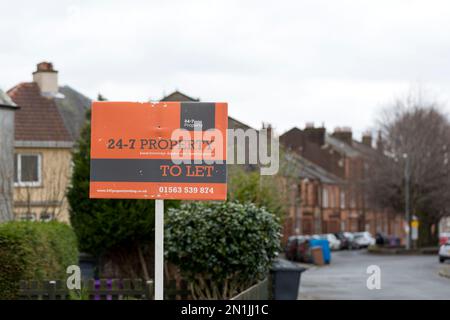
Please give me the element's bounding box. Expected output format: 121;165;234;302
13;144;72;222
0;104;16;221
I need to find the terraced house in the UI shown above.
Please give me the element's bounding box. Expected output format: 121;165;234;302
280;124;404;240
7;62;90;222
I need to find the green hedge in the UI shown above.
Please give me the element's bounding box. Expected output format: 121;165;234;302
0;221;79;299
165;201;281;299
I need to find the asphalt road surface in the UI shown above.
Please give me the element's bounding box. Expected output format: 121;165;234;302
298;250;450;300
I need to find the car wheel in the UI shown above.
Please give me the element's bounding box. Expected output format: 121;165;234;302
439;257;445;263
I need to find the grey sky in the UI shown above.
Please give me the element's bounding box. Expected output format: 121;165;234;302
1;0;450;138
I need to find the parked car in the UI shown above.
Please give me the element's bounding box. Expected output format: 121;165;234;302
285;235;311;261
335;232;351;250
343;232;359;249
439;241;450;263
439;232;450;246
285;236;301;260
353;232;376;248
319;233;341;251
375;232;389;246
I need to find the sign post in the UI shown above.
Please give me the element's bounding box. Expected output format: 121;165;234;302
155;199;164;300
89;101;228;300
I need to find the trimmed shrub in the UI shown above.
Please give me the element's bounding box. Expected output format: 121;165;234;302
165;201;281;299
0;221;78;299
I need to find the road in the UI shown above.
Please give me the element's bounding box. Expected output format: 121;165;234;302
298;250;450;300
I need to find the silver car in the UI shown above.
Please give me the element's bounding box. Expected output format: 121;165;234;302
439;241;450;263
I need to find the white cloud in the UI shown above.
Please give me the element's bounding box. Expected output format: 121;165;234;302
1;0;450;137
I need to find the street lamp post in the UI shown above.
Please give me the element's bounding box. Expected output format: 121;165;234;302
403;153;412;250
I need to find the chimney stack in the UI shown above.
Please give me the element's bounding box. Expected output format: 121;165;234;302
362;131;373;148
304;123;326;146
32;62;58;96
332;127;353;145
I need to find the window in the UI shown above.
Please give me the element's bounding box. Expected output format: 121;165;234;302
18;212;36;221
14;154;42;187
330;189;335;208
322;188;329;208
40;212;54;222
340;191;346;209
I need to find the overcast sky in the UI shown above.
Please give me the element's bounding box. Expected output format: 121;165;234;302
1;0;450;139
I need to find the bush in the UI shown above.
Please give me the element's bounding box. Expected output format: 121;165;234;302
0;221;79;299
165;201;281;299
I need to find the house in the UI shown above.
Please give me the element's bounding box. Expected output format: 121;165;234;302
7;62;90;222
280;124;404;239
281;150;345;241
0;89;18;222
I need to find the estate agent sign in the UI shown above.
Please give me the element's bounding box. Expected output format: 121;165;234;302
90;101;228;200
89;101;227;300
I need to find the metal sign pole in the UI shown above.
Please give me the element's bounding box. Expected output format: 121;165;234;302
155;199;164;300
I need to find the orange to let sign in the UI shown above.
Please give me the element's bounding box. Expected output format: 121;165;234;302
89;101;228;200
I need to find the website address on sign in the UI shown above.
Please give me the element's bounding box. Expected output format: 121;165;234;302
95;189;148;194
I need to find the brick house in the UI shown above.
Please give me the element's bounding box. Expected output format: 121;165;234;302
280;124;404;238
281;151;344;241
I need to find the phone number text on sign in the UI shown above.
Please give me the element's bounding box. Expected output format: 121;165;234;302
158;186;215;195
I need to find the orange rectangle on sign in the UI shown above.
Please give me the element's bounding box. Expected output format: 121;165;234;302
89;101;227;200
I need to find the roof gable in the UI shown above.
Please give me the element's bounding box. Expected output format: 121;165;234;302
7;82;73;143
160;90;199;102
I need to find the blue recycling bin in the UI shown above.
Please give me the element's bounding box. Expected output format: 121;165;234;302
309;239;331;264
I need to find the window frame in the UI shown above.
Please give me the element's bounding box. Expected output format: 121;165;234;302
14;153;42;187
322;188;329;208
340;190;346;209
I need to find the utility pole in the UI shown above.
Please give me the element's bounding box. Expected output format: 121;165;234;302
404;153;411;250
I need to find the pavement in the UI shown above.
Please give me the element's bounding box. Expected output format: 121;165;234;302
298;249;450;300
439;264;450;279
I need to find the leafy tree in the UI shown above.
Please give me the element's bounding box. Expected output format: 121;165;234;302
67;94;178;278
227;166;286;218
165;201;281;299
227;145;304;225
